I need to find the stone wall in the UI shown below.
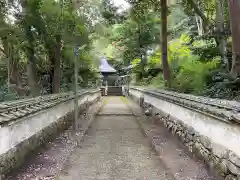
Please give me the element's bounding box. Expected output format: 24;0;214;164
0;91;101;177
128;88;240;180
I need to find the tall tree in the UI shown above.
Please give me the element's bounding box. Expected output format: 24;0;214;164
161;0;171;86
228;0;240;78
216;0;228;70
0;1;25;96
21;0;41;96
39;0;63;93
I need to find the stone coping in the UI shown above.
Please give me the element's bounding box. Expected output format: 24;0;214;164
0;89;100;125
132;86;240;109
131;87;240;124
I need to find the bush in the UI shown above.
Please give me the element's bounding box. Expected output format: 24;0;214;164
149;74;165;88
171;55;219;95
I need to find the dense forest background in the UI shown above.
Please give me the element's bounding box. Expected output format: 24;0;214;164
0;0;240;101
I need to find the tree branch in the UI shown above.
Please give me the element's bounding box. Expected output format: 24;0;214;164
186;0;210;27
0;47;6;56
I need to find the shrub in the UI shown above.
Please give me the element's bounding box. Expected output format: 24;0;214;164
171;55;219;94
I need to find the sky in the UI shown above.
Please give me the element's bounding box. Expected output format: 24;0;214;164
112;0;131;10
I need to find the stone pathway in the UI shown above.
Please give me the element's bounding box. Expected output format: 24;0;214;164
57;97;175;180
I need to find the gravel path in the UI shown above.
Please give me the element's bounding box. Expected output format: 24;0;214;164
57;97;175;180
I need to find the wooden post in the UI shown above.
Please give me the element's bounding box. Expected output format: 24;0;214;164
73;48;79;131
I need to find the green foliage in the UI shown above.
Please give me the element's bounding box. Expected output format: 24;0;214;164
141;33;220;95
0;0;235;100
146;34;191;69
148;74;165;88
109;0;234;99
190;39;219;62
0;0;105;100
107;7;161;66
172;55;219;94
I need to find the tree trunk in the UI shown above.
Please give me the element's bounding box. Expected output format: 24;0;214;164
53;35;61;93
228;0;240;78
138;47;146;80
216;0;228;70
49;52;55;94
195;15;201;35
26;45;39;97
25;26;39;97
47;35;61;94
22;2;39;97
10;51;25;96
195;15;203;36
1;37;25;96
161;0;171;87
